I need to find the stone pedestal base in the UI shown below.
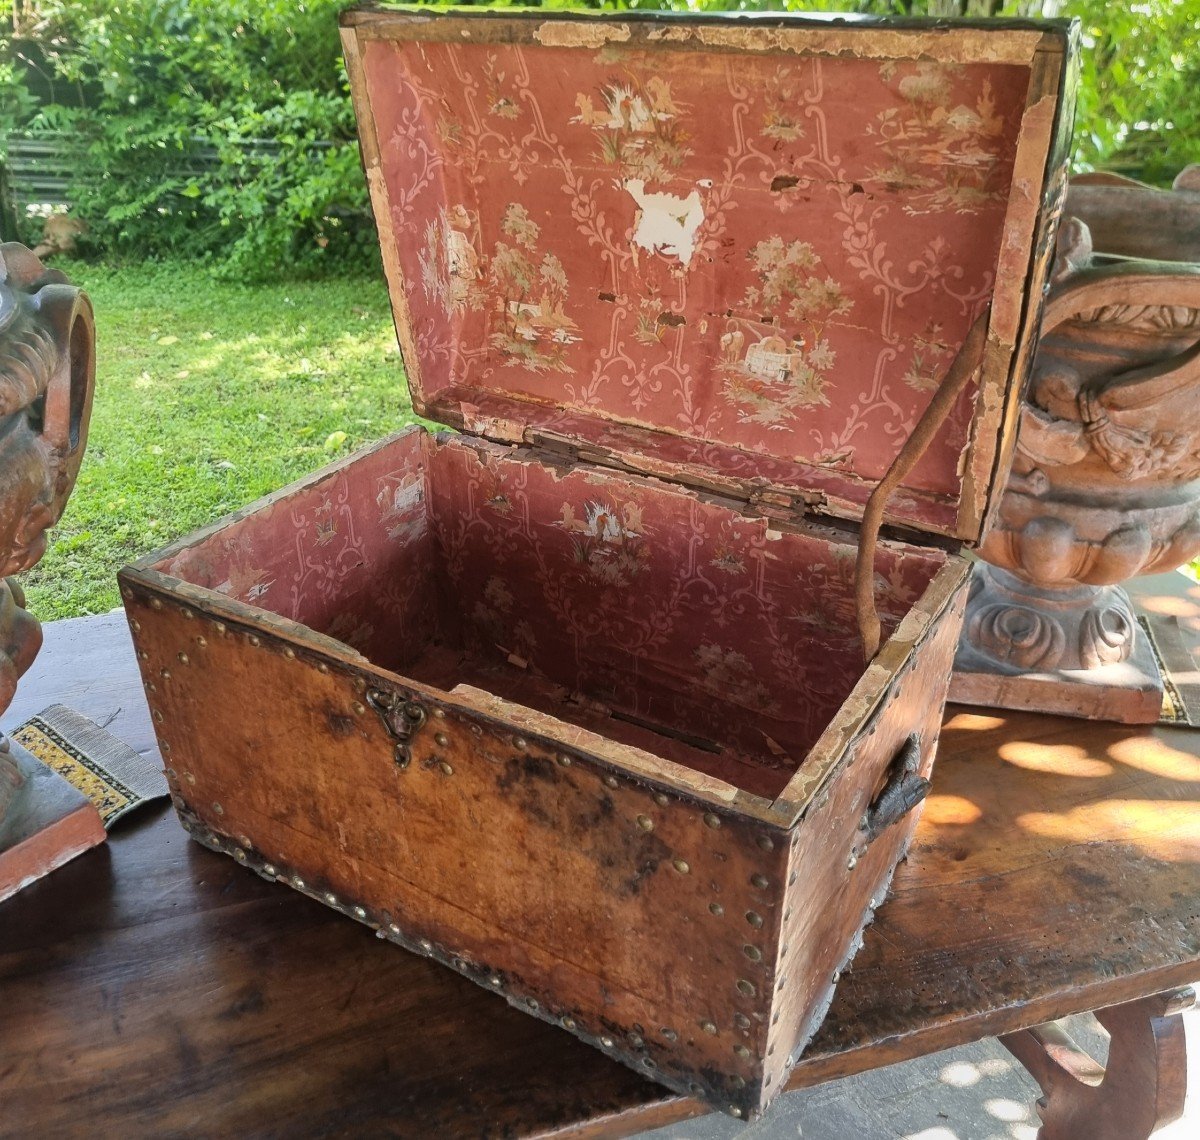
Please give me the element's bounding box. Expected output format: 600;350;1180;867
0;738;106;904
949;563;1165;725
950;631;1163;723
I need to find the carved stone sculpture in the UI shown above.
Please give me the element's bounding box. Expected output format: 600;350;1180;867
0;243;103;902
952;168;1200;722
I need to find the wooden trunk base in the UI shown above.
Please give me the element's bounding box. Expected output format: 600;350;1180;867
1001;987;1195;1140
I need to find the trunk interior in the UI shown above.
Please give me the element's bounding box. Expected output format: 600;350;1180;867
154;429;947;799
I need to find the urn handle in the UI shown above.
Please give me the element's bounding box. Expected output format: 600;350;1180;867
862;734;930;843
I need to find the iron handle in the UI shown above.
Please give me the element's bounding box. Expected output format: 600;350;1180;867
862;734;929;843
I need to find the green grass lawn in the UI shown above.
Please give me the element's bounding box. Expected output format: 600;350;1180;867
24;258;422;621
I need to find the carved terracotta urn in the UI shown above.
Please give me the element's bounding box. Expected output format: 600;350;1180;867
952;168;1200;723
0;243;103;901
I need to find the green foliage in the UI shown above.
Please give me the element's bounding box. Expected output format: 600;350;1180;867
21;258;422;619
4;1;376;277
1068;0;1200;183
3;0;1197;278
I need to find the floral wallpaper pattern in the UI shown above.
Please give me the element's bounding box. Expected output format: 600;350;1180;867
362;38;1031;515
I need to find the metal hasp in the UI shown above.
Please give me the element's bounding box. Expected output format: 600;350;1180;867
366;685;427;768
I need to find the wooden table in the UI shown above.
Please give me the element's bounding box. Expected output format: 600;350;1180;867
2;576;1199;1139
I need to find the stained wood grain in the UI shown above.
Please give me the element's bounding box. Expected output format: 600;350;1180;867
0;575;1198;1138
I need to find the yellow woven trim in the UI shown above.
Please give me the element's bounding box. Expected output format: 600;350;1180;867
10;723;131;825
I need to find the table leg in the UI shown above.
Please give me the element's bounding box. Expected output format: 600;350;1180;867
999;987;1195;1140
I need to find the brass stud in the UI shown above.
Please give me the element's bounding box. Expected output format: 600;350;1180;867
184;771;195;784
654;792;669;807
757;834;774;851
375;929;387;939
353;907;366;919
238;835;251;847
732;1075;747;1089
263;864;276;876
146;681;157;693
776;974;787;991
662;1028;678;1042
700;1020;717;1035
628;1033;643;1047
325;893;338;905
196;636;208;649
432;708;446;719
603;775;619;789
847;851;858;870
317;662;330;674
212;802;224;815
470;724;482;736
636;815;654;831
562;1017;576;1030
672;858;690;874
746;911;763;929
733;1012;751;1029
642;1057;656;1069
789;870;798;886
557;755;572;766
152;709;164;723
743;945;762;962
151;598;163;611
122;588;134;601
435;733;449;747
177;652;189;665
736;979;755;997
709;902;724;917
527;999;539;1010
160;668;171;679
354;677;367;693
130;618;141;632
214;622;226;635
137;649;149;661
750;873;769;889
600;1035;614;1047
294;877;306;890
389;924;400;935
734;1044;751;1058
161;741;171;752
283;647;295;659
180;608;193;620
439;760;454;775
180;821;192;833
490;976;503;987
234;849;247;862
352;702;366;716
248;635;261;647
730;1107;744;1119
514;737;527;751
703;812;721;829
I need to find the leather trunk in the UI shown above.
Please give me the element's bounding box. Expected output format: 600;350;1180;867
119;7;1077;1119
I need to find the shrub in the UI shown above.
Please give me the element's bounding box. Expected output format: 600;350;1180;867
3;0;1196;278
4;0;377;277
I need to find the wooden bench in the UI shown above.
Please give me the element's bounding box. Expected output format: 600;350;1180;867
1;574;1198;1138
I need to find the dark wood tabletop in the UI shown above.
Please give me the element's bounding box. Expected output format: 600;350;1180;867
2;575;1199;1139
